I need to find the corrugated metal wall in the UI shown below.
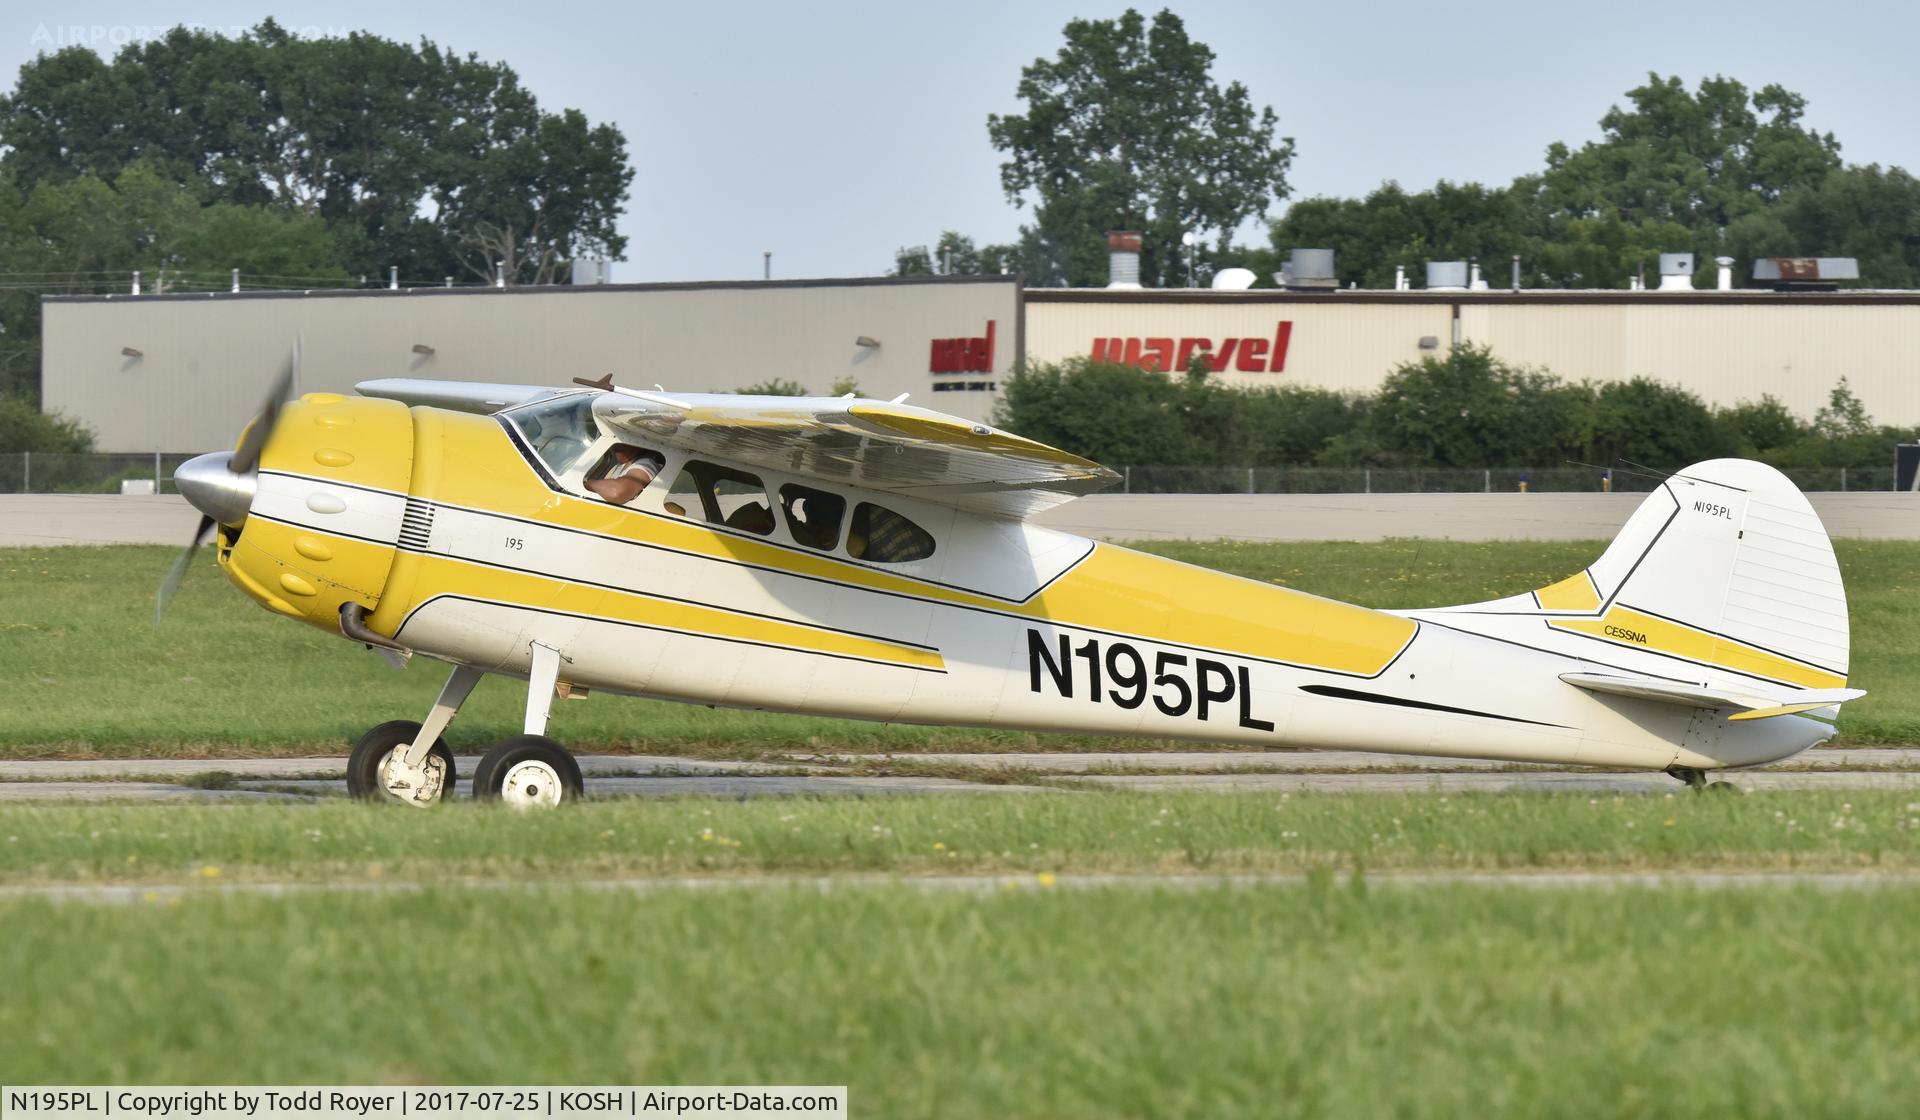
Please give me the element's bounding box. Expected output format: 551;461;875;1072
43;278;1018;451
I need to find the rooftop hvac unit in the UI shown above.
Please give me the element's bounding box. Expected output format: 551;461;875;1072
1285;248;1336;290
1752;257;1860;291
1657;252;1695;291
570;259;612;285
1426;261;1469;290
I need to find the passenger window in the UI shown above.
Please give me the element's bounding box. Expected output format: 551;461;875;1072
779;484;847;551
847;502;936;563
666;461;776;536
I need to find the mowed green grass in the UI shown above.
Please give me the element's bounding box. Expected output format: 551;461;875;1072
4;790;1919;883
1;540;1913;754
6;883;1920;1116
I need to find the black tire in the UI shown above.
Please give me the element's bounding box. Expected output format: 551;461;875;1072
1705;781;1740;794
472;735;584;807
347;720;457;804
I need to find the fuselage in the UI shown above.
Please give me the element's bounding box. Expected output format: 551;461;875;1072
214;394;1834;773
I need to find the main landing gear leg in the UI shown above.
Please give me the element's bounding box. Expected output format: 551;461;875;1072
473;642;584;808
347;664;482;806
1665;764;1737;793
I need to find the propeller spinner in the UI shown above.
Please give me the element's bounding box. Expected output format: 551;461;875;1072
155;353;297;625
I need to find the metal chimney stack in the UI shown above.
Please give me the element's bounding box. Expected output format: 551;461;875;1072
1106;231;1143;289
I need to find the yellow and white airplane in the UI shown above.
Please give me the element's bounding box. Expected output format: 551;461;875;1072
165;368;1863;806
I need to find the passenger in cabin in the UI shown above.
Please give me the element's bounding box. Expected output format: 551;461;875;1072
584;444;664;506
724;500;776;535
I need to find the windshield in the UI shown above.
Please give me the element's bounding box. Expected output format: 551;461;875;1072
504;394;599;477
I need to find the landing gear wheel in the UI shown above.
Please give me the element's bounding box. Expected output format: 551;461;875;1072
1705;781;1739;794
347;720;457;805
473;735;583;808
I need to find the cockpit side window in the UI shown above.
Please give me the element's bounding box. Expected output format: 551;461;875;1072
847;502;936;563
502;394;599;477
665;460;776;536
583;443;666;506
778;484;847;551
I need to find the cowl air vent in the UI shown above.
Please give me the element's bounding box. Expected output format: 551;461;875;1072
399;498;434;551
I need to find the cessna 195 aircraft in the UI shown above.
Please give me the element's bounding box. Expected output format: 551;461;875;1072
163;363;1862;807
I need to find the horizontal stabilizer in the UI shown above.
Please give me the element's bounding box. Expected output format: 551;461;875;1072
1560;672;1864;719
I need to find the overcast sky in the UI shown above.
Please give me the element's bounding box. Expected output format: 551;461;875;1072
5;1;1916;283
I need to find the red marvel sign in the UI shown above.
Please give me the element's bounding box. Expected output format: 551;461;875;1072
930;320;996;374
1091;321;1294;373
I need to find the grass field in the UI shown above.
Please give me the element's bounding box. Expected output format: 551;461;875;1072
3;540;1915;754
4;790;1919;883
5;882;1919;1116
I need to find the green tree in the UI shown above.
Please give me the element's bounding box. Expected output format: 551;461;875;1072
987;9;1294;287
1582;378;1735;469
0;398;92;453
1527;210;1696;288
0;21;632;283
0;164;345;401
1536;74;1841;282
1717;396;1806;456
1724;165;1920;287
1261;180;1534;289
734;379;808;396
891;231;1024;276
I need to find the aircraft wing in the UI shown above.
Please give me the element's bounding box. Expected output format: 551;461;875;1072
356;378;556;414
1559;672;1864;720
592;391;1118;519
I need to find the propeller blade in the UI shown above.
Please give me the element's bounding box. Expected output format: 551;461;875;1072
154;514;217;627
230;353;297;474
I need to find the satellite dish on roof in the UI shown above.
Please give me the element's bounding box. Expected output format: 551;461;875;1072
1211;267;1257;291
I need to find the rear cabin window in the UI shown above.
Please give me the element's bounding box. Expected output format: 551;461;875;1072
503;394;599;477
779;484;847;551
666;461;776;536
847;502;936;564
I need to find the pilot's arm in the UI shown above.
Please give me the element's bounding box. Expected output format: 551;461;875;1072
585;454;662;506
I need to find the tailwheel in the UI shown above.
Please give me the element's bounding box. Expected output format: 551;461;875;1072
473;735;584;809
347;720;457;806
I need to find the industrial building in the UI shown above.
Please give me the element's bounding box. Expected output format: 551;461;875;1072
40;254;1920;452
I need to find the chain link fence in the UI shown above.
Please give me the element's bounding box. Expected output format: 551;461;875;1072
0;453;201;495
1112;464;1898;494
0;453;1901;495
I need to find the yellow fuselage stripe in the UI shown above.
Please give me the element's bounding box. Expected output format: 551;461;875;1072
374;407;1415;678
1549;606;1845;690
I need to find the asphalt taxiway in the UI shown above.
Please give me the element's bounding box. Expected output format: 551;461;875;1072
1;748;1914;802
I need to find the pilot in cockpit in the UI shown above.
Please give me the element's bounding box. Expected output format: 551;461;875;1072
584;443;665;506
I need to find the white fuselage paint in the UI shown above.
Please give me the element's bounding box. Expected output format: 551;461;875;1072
286;474;1828;775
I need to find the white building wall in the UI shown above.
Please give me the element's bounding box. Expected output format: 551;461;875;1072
43;277;1018;451
1027;291;1920;424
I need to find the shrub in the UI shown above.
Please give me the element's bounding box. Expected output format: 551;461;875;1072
0;397;93;453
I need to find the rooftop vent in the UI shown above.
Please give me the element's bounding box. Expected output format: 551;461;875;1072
1425;261;1468;291
1283;248;1336;291
1106;231;1143;289
1657;252;1695;291
1752;257;1860;292
1211;267;1257;291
